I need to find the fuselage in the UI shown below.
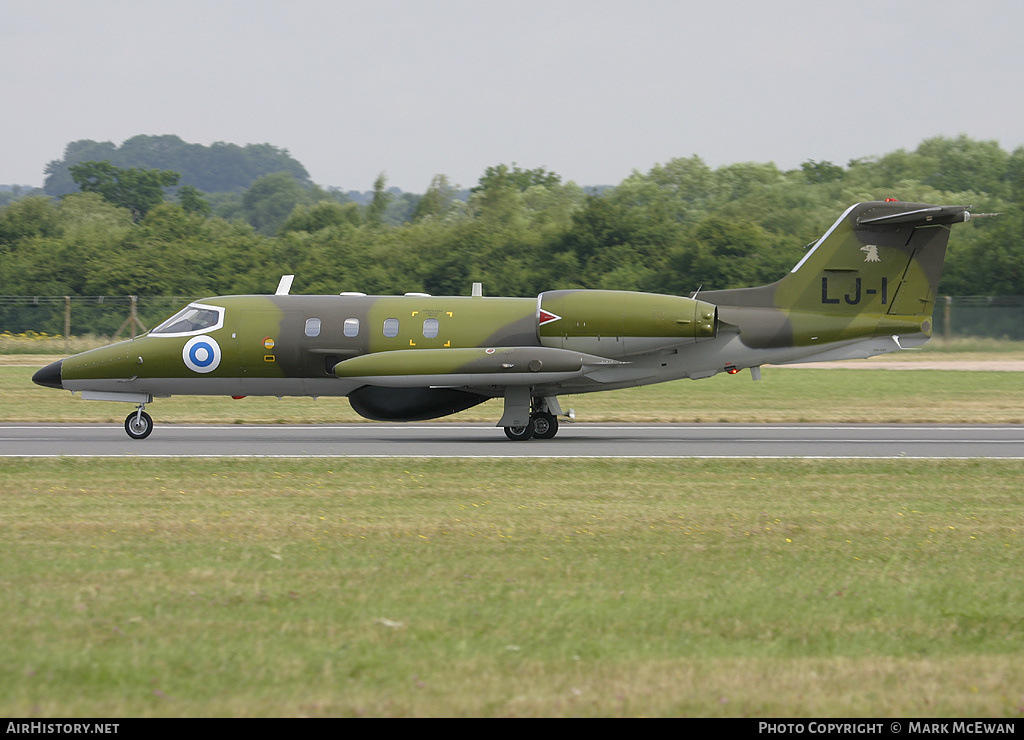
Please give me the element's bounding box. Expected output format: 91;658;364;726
40;290;724;401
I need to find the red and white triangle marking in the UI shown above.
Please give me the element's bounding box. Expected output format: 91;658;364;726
538;310;562;326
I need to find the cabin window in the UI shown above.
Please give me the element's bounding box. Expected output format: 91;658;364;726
422;318;439;338
304;318;321;337
382;318;400;337
343;317;360;337
151;303;225;336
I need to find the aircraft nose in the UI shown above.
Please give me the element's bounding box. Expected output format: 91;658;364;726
32;359;64;389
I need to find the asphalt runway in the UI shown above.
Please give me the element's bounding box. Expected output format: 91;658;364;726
2;423;1023;458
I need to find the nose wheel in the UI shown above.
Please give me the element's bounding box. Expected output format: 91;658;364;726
124;407;154;439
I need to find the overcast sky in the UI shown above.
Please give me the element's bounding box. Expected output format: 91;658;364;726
3;0;1023;192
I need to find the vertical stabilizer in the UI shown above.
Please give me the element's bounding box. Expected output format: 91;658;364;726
701;201;972;319
696;201;976;351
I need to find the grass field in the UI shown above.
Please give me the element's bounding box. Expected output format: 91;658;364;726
3;345;1023;717
2;457;1023;717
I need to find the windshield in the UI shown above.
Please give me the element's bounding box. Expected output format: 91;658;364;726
151;303;225;336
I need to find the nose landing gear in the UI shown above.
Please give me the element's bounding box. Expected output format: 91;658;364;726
124;405;154;439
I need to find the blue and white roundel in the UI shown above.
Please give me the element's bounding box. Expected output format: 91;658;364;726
182;335;222;373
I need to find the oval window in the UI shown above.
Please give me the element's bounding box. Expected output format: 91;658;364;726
423;318;439;338
344;317;360;337
304;318;321;337
382;318;399;338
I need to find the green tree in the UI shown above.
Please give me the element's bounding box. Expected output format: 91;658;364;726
916;135;1009;198
241;173;313;235
366;173;393;226
652;217;773;294
43;139;118;195
70;161;179;221
177;185;212;217
279;200;362;234
45;135;312;196
801;159;844;184
471;163;561;194
412;174;459;222
0;196;62;248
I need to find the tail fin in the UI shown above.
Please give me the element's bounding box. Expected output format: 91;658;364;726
700;201;974;320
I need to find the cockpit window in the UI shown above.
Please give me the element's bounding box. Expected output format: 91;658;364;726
151;303;225;336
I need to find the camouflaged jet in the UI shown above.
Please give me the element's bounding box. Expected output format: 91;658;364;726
32;200;982;440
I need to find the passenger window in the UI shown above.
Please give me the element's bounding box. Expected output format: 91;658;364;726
344;317;360;337
382;318;399;338
304;318;321;337
423;318;439;338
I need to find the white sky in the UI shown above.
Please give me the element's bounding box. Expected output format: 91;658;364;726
3;0;1023;192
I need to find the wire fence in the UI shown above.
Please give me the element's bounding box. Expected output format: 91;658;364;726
2;294;1023;342
0;296;193;340
931;296;1024;341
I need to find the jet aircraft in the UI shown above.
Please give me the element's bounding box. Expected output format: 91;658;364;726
32;200;981;440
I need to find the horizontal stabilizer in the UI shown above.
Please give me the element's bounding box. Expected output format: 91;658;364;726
857;205;971;226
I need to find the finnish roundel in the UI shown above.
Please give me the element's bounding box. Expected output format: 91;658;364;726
182;335;222;373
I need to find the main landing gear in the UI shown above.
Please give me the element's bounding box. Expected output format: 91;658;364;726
503;397;561;441
124;405;154;439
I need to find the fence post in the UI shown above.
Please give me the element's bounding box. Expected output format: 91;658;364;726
64;296;71;354
943;296;952;342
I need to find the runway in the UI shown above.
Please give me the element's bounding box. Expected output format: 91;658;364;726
2;423;1023;458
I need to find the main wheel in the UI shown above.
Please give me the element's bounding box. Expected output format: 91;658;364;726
531;412;559;440
124;410;154;440
504;424;534;441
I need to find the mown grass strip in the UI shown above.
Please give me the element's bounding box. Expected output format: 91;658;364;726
2;457;1022;717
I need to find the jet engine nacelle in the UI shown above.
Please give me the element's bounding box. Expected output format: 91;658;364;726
537;289;717;357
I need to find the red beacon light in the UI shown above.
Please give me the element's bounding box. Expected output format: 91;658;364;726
885;198;899;202
725;365;740;374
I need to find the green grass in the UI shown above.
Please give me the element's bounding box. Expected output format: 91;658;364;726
919;337;1024;354
2;457;1022;717
0;333;113;355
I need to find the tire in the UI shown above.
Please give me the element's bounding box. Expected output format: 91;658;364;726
531;412;559;440
124;411;154;440
504;424;533;441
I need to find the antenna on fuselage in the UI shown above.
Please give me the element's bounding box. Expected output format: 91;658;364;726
275;275;295;296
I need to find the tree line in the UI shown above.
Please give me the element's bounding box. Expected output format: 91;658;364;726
42;135;311;196
1;135;1022;335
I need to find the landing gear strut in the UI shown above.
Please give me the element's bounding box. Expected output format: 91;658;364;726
124;405;154;439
